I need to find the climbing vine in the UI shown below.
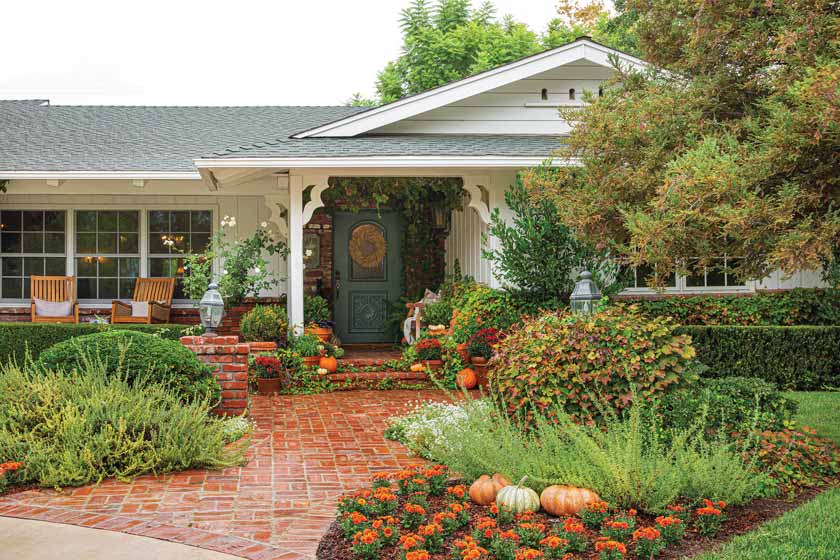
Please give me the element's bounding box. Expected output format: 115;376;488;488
0;180;8;193
324;177;463;300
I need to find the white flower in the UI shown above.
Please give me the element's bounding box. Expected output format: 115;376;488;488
260;221;268;228
305;249;313;257
228;218;237;227
222;268;228;275
252;266;262;274
163;238;175;247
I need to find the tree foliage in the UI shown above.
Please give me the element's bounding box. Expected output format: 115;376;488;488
351;0;640;105
524;0;840;286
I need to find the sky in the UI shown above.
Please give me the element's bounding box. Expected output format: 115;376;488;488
1;0;562;106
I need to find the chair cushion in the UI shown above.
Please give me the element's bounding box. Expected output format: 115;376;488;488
34;298;73;317
130;301;149;317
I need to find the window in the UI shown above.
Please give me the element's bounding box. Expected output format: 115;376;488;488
148;210;212;299
569;88;576;100
75;210;140;300
629;263;677;289
0;210;66;299
685;257;744;288
541;88;549;101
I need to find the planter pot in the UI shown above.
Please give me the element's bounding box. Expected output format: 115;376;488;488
257;377;281;395
422;359;443;372
456;343;469;364
302;355;321;368
248;341;277;354
305;326;333;342
471;357;489;388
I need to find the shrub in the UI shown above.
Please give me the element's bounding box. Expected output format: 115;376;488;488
422;300;452;326
0;361;244;489
659;377;798;434
490;307;698;425
449;282;536;343
678;325;840;389
418;398;764;513
304;295;331;325
0;322;195;364
467;327;503;360
290;333;322;357
746;428;840;490
239;304;288;346
414;338;442;361
384;400;493;459
37;330;220;403
624;288;840;326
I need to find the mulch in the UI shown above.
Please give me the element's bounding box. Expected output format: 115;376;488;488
316;483;826;560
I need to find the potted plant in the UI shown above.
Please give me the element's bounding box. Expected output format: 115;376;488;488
292;333;324;367
304;295;333;342
253;354;283;395
467;328;503;387
239;304;289;353
414;338;443;371
318;342;345;373
422;300;452;337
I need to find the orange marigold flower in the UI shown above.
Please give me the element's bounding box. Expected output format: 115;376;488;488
382;527;394;537
540;535;569;549
655;515;682;527
586;500;609;512
632;527;661;541
399;533;425;550
562;518;585;533
406;551;431;560
628;509;637;516
349;512;367;524
604;520;630;530
595;539;627;554
450;503;464;514
404;503;426;515
418;523;442;537
515;548;544;560
498;530;520;541
490;503;499;514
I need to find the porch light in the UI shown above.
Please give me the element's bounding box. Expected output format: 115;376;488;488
199;282;225;335
570;270;601;315
432;206;450;234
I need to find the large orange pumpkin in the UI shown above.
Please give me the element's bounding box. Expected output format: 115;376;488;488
318;355;338;373
469;473;512;505
456;368;477;390
539;485;600;517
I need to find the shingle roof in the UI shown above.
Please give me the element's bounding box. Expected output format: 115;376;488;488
0;101;564;172
0;102;365;172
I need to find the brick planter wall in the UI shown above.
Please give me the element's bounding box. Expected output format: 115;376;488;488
180;335;249;417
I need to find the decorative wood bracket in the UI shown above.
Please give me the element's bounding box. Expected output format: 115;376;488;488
265;194;289;240
463;176;491;224
301;175;330;225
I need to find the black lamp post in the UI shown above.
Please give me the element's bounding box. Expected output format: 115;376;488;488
570;270;601;315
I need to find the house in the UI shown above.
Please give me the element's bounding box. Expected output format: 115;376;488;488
0;39;826;341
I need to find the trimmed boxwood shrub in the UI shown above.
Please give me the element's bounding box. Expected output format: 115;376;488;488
0;322;194;364
678;325;840;390
659;376;798;433
37;330;220;403
490;307;699;425
624;288;840;326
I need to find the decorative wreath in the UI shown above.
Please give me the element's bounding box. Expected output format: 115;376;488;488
349;224;386;269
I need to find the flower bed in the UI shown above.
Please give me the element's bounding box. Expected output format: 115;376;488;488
317;466;824;560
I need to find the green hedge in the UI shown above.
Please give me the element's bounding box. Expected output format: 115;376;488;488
0;322;196;364
678;325;840;390
625;288;840;326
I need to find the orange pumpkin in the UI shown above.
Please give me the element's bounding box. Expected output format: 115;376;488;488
410;362;426;373
318;355;338;373
469;473;511;505
539;485;600;517
456;368;477;390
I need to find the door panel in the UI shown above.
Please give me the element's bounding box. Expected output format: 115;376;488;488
333;211;402;343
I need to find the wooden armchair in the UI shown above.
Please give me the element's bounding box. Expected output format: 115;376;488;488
111;277;175;324
30;276;79;323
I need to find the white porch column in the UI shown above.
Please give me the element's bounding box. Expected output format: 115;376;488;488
287;174;330;333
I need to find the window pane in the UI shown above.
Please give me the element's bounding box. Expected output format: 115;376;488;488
1;233;21;253
77;278;96;299
76;257;97;277
44;211;65;231
1;211;22;231
45;257;66;275
191;233;210;253
149;234;168;254
171;211;189;232
22;232;44;253
119;279;136;299
2;278;22;299
149;210;168;232
24;257;45;276
76;211;97;232
119;257;140;277
726;258;744;286
119;233;139;254
99;278;118;299
98;256;117;277
192;211;212;232
98;211;118;232
118;211;139;232
98;232;117;253
23;211;44;231
685;260;705;287
45;232;65;253
2;257;22;276
76;233;97;254
706;266;726;287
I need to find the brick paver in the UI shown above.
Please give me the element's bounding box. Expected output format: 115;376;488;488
0;390;448;559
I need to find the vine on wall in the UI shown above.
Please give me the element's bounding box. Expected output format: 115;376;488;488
324;177;463;300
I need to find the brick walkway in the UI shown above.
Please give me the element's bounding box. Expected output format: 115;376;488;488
0;390;448;559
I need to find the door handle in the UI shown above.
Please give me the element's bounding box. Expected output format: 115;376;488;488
334;270;341;300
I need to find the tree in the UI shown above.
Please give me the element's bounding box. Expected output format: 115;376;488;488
524;0;840;287
347;0;640;106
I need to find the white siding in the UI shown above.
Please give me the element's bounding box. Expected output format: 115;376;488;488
445;197;491;284
376;62;615;135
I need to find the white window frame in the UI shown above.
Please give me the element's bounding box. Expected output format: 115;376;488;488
0;203;217;306
620;256;752;296
0;209;68;302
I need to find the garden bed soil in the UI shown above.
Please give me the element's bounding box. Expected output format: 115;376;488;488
316;482;825;560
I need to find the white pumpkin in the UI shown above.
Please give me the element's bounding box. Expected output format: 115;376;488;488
495;476;540;514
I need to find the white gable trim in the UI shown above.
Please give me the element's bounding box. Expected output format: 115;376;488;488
292;39;647;139
194;155;577;169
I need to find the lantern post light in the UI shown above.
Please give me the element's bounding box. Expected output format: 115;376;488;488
570;270;601;315
199;282;225;335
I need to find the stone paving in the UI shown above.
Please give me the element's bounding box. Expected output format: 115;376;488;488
0;390;448;559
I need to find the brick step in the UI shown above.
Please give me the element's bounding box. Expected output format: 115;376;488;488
337;357;400;368
328;370;429;383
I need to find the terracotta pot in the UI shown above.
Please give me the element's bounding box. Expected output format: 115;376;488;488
422;359;443;372
456;343;469;364
257;377;281;395
305;326;333;342
302;356;321;368
471;357;489;388
248;341;277;354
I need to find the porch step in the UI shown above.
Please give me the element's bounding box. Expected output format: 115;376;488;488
328;370;429;383
337;357;399;368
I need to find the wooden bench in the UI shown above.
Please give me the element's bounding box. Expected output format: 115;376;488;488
30;276;79;323
111;278;175;324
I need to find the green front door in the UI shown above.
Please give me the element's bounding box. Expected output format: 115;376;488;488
333;211;402;344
